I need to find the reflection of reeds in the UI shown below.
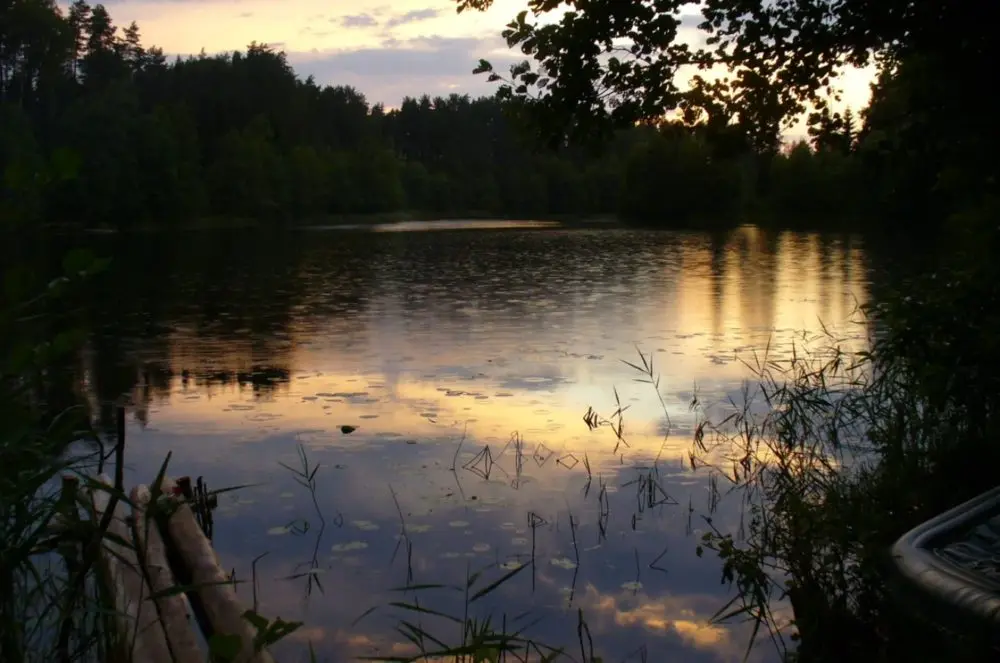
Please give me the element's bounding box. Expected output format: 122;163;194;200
622;349;673;467
388;484;415;586
512;432;524;487
370;556;565;662
527;512;545;593
648;544;669;574
707;471;720;515
357;347;705;661
461;431;549;490
278;444;341;600
576;608;597;663
631;548;641;595
565;506;582;607
623;469;678;517
567;508;580;567
624;644;649;662
596;477;609;544
462;445;495;481
582;385;631;455
278;442;338;531
449;423;467;472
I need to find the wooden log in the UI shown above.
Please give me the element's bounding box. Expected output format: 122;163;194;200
90;474;173;663
159;477;275;663
131;484;206;663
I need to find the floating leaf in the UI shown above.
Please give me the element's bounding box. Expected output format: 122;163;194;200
332;541;368;552
404;524;431;534
550;557;577;570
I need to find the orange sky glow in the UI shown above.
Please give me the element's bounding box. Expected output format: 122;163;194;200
78;0;876;127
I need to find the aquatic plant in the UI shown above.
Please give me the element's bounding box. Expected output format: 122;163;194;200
0;250;307;663
599;268;1000;663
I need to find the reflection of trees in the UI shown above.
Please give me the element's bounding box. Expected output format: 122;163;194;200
356;227;873;356
859;233;924;343
700;226;860;345
370;230;654;332
63;231;375;434
37;226;891;439
288;231;384;323
708;230;727;337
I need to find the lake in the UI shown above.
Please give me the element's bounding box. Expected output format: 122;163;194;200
75;222;873;662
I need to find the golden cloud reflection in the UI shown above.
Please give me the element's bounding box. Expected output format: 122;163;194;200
309;582;777;662
215;533;771;663
574;583;781;662
151;366;722;469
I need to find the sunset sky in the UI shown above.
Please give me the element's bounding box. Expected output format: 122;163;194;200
84;0;876;120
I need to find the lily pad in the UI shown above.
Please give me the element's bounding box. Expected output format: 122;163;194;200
404;524;431;534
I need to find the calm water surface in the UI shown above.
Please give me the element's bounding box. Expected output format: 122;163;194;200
81;223;872;662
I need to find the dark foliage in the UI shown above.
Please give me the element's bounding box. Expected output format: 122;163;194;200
0;0;927;232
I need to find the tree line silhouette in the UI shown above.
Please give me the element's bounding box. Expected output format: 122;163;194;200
0;1;922;231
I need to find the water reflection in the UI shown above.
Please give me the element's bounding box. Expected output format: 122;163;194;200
72;225;870;662
371;219;562;232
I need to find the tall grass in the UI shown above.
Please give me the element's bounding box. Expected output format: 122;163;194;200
1;249;305;663
597;263;1000;662
1;248;113;662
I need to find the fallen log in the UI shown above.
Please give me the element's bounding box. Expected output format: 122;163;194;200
131;484;206;663
90;474;172;663
159;477;275;663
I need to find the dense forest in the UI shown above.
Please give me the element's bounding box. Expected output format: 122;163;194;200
1;0;908;231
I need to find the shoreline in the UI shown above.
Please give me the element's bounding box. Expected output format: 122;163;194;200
54;212;624;234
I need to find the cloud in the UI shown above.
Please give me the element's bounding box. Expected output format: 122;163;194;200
285;35;517;107
385;7;441;29
678;10;705;30
339;13;379;28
